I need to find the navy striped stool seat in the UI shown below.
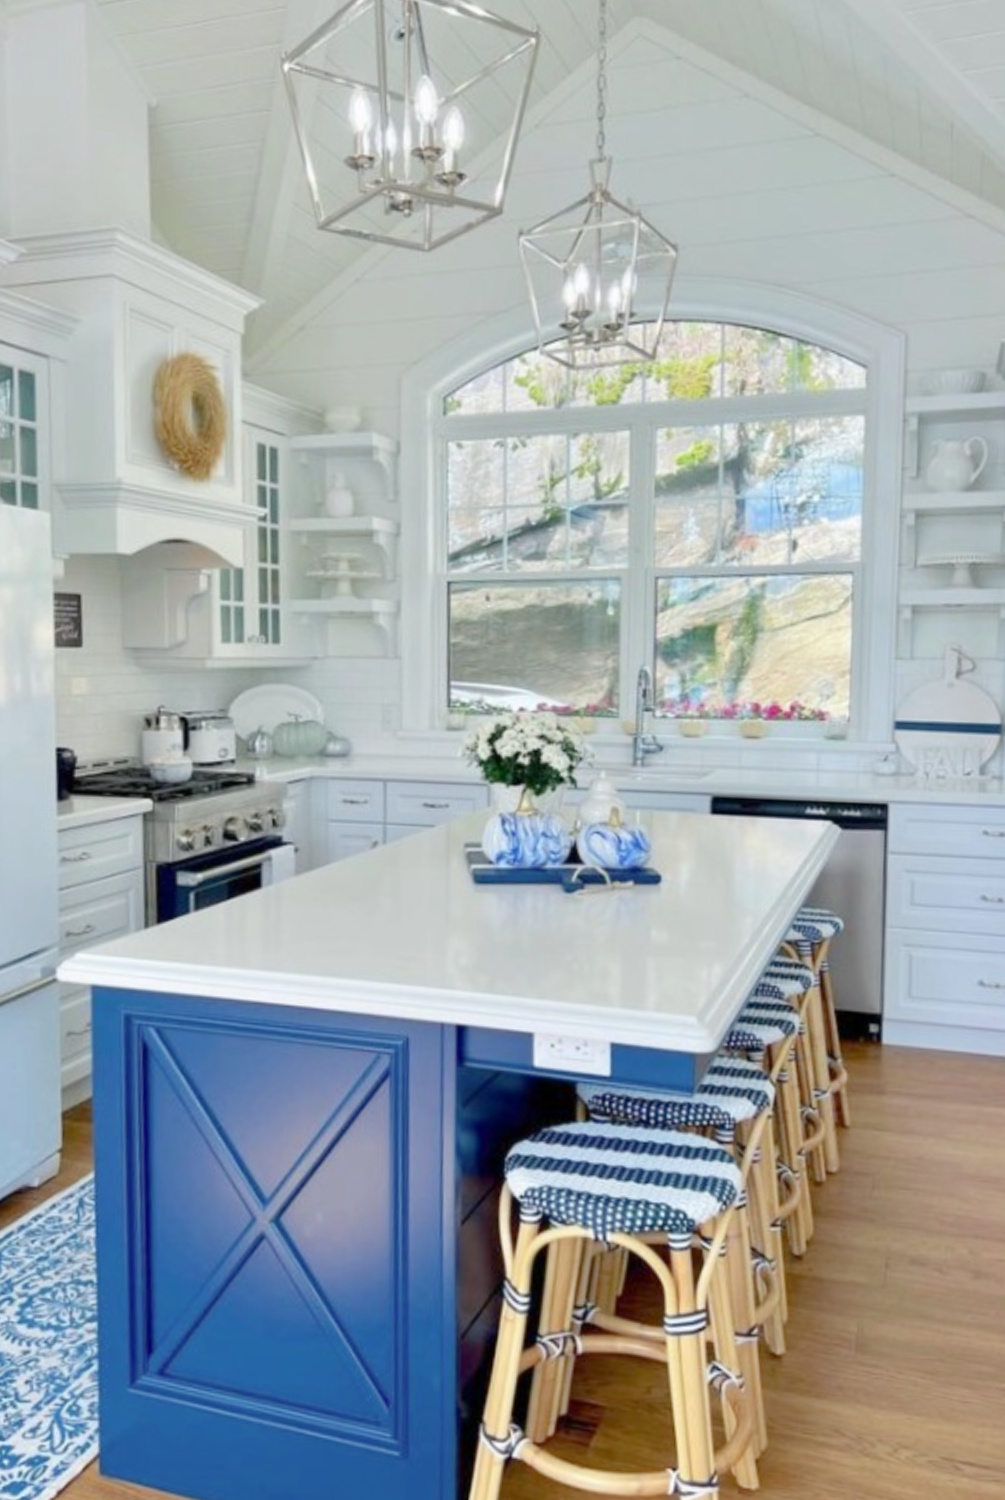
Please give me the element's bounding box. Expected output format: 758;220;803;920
505;1121;742;1239
786;905;845;947
580;1056;773;1134
781;905;850;1174
753;957;815;1003
724;997;800;1051
468;1120;759;1500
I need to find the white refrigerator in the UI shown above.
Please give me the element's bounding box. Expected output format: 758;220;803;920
0;505;61;1201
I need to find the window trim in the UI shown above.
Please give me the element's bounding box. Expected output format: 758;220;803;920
401;278;905;745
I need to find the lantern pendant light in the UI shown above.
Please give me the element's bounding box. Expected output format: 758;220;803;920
519;0;678;369
282;0;539;252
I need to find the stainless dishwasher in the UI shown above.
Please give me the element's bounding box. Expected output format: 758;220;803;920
710;797;887;1038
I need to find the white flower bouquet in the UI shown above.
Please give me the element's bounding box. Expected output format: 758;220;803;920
462;711;588;796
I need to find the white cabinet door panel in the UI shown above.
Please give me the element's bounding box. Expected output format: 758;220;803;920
325;780;386;822
58;817;144;890
884;931;1005;1031
889;802;1005;858
887;853;1005;936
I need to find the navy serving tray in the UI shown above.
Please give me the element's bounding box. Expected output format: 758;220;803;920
464;844;661;890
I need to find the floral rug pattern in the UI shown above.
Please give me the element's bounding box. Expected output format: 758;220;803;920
0;1177;97;1500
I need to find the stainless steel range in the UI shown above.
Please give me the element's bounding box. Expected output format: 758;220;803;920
73;764;293;923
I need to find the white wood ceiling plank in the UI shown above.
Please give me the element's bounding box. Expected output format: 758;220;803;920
140;49;281;99
965;65;1005;101
803;263;1005;325
152;83;279;126
688;214;1005;286
157;113;271;152
122;14;285;69
96;0;283;34
904;2;1005;45
943;36;1005;72
151;143;265;180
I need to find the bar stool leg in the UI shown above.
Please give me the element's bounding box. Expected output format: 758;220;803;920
469;1211;539;1500
804;974;841;1175
820;948;852;1127
525;1237;583;1443
704;1229;761;1489
772;1046;812;1256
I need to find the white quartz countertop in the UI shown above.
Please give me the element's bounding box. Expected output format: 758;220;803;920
59;810;838;1054
57;794;152;829
241;754;1005;804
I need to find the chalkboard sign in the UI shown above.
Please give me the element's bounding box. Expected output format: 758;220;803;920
54;592;83;648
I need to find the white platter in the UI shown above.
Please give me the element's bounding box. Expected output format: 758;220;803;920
228;684;324;742
894;673;1001;775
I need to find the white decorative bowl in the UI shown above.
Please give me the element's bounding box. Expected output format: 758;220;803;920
925;369;986;394
149;756;193;784
323;406;364;433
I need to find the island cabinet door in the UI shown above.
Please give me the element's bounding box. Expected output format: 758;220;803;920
91;989;456;1500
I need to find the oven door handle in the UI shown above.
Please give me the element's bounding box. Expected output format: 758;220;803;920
175;850;274;888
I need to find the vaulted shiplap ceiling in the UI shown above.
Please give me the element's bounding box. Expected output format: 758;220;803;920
94;0;1005;354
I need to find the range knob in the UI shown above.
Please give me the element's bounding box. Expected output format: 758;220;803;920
200;824;216;849
176;828;197;853
222;815;245;842
267;805;286;829
246;810;265;834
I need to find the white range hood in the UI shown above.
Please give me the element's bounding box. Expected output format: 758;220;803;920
1;230;261;567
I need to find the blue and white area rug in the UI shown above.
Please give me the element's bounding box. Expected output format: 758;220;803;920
0;1177;97;1500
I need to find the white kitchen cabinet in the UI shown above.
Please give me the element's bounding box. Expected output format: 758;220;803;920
884;801;1005;1055
0;347;49;511
288;433;399;656
324;778;488;861
281;777;316;874
325;779;387;863
901;387;1005;657
57;813;145;1105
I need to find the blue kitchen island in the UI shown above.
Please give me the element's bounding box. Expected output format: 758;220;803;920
60;809;837;1500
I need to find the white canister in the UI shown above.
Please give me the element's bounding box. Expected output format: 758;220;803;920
142;726;184;765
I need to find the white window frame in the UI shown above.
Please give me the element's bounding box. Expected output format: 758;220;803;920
401;279;905;748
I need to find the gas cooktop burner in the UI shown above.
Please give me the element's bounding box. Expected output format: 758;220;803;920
74;766;257;802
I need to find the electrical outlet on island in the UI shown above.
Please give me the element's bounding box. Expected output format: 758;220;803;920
533;1032;611;1076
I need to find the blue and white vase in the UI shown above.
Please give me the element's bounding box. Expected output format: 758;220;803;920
575;815;651;871
482;789;572;868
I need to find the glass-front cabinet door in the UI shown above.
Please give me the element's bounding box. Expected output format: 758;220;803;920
0;347;48;511
215;426;285;655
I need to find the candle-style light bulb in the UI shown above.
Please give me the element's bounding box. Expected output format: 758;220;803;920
414;73;439;127
349;87;373;135
443;105;464;154
346;87;375;171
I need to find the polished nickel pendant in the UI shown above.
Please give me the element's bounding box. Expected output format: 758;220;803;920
282;0;539;252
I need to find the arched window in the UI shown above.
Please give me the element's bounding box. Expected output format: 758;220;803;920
401;291;903;745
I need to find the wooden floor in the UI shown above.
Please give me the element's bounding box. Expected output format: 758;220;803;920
4;1042;1005;1500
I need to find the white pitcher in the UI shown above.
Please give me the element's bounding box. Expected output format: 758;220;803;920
925;436;988;492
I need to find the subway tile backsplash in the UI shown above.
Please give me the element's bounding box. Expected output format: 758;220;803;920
54;557;396;763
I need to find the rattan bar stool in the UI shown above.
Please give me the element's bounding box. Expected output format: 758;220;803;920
467;1121;758;1500
782;907;849;1175
743;956;824;1252
574;1063;783;1455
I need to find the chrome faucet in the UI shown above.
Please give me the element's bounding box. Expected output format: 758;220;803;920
632;666;664;767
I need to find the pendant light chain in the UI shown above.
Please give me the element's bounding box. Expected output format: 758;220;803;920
518;0;677;368
595;0;608;161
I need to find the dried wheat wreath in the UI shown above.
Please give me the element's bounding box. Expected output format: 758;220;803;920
153;352;227;480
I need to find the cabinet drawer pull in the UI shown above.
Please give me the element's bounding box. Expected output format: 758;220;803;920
60;851;92;863
420;800;450;810
65;923;96;938
977;979;1005;990
981;829;1005;838
980;894;1005;904
341;797;370;806
66;1025;92;1038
